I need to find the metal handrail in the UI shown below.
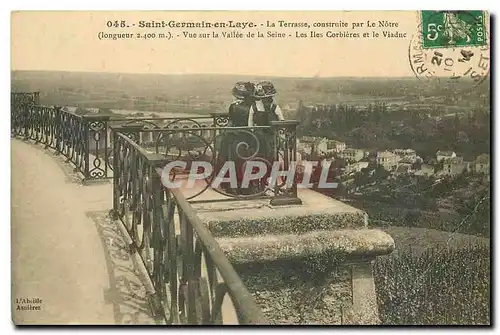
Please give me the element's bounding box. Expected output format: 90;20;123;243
161;183;268;325
111;131;268;325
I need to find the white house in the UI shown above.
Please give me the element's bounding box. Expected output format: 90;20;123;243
436;150;456;162
345;161;369;174
340;148;364;162
441;156;471;176
474;154;490;174
376;151;400;170
393;149;417;163
325;140;346;154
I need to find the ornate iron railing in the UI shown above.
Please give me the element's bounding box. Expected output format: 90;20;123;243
103;116;216;171
10;102;110;182
109;119;302;205
11;95;301;204
109;132;267;325
10;98;216;183
10;92;303;325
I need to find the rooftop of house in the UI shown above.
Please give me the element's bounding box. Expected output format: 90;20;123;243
437;150;456;156
343;148;363;153
326;139;345;145
377;151;397;158
393;148;416;154
399;157;415;164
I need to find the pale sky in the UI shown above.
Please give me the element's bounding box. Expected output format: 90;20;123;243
11;11;442;77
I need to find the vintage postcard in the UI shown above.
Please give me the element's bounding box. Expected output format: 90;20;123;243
11;10;491;326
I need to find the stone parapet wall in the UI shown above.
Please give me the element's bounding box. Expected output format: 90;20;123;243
234;262;353;325
189;188;395;325
217;229;394;264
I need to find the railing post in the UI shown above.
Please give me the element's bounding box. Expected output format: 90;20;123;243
269;120;302;206
210;111;229;139
106;127;113;177
83;117;90;182
210;112;229;127
11;93;38;140
10;96;18;136
33;105;41;144
106;129;269;325
110;127;120;220
82;114;111;183
147;156;169;317
22;104;30;141
119;123;146;143
53;106;62;155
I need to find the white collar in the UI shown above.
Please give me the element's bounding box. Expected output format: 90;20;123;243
254;100;266;111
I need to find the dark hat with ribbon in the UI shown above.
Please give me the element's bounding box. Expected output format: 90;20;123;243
253;81;277;99
232;81;254;99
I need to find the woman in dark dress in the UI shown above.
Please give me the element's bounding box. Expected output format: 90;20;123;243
228;82;255;127
216;82;255;194
247;81;286;193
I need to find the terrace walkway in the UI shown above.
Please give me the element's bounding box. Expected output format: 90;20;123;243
10;95;298;325
11;139;158;325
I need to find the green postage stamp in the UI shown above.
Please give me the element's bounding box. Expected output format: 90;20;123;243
420;11;487;49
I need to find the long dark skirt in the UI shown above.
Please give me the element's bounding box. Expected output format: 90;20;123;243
214;129;275;195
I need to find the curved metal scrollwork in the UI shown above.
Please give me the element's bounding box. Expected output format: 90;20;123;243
87;120;108;179
12;98;291;325
10;96;119;182
10;101;95;180
213;115;229;127
148;124;298;201
11;97;300;201
111;131;267;325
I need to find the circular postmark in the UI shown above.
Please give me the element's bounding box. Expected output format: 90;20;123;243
408;10;490;88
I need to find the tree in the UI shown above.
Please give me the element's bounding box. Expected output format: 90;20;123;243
434;160;444;173
426;157;437;165
367;161;378;170
332;158;348;169
412;160;423;171
374;165;390;180
457;131;469;144
353;171;370;187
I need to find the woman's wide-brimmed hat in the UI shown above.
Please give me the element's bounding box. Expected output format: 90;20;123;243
232;81;254;99
252;81;277;98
